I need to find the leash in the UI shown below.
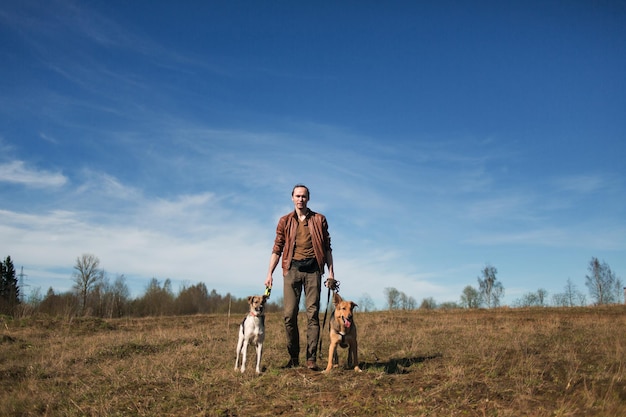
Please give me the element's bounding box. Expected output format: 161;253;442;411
317;278;339;361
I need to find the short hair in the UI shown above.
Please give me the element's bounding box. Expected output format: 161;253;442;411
292;184;310;198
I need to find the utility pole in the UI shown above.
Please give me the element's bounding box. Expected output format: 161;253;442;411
18;266;28;303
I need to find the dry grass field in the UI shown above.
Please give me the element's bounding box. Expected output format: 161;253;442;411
1;305;625;416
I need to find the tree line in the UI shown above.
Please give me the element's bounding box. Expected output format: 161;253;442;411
376;258;622;310
3;254;280;318
2;254;623;317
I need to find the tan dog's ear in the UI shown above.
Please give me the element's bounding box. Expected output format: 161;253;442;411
333;292;343;305
247;295;254;303
262;295;268;303
351;302;358;309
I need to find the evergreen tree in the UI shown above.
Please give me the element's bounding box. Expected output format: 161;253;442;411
1;256;20;314
0;261;5;298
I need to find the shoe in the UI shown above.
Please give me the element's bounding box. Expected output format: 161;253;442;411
282;358;299;369
306;360;319;371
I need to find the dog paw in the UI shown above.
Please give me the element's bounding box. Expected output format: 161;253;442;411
354;366;362;372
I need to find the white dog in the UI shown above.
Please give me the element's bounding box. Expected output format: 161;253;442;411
234;295;268;374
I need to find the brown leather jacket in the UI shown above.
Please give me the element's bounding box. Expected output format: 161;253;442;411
271;210;332;276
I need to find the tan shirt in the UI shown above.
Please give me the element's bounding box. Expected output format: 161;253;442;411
293;217;315;260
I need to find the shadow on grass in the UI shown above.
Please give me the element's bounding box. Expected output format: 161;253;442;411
362;354;442;374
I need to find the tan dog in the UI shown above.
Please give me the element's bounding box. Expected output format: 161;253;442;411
324;292;362;373
234;295;267;374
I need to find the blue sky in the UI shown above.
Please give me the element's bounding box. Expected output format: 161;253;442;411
1;0;625;309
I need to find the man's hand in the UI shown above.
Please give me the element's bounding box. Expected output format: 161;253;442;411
325;277;339;291
264;275;273;289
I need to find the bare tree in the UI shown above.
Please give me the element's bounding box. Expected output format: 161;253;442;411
72;254;104;315
460;285;481;309
552;278;586;307
419;297;437;310
102;274;130;318
537;288;548;306
384;287;401;310
357;293;376;312
384;287;416;310
515;289;548;307
400;292;417;310
613;277;624;304
477;264;504;308
404;295;417;310
585;257;619;305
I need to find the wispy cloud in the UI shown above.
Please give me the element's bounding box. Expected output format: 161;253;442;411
74;170;140;201
465;225;626;251
0;160;67;188
466;228;568;246
39;132;59;145
552;174;613;194
463;193;537;222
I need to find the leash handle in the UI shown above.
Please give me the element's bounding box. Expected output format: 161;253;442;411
325;278;340;292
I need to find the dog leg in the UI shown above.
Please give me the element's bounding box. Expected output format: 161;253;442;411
235;329;245;372
255;341;263;374
239;341;248;373
238;335;250;373
347;342;353;368
351;340;362;372
324;340;338;373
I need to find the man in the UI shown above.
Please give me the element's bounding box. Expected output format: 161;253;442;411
265;184;334;370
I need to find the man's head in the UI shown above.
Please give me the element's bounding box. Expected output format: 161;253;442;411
292;184;310;198
291;184;310;210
